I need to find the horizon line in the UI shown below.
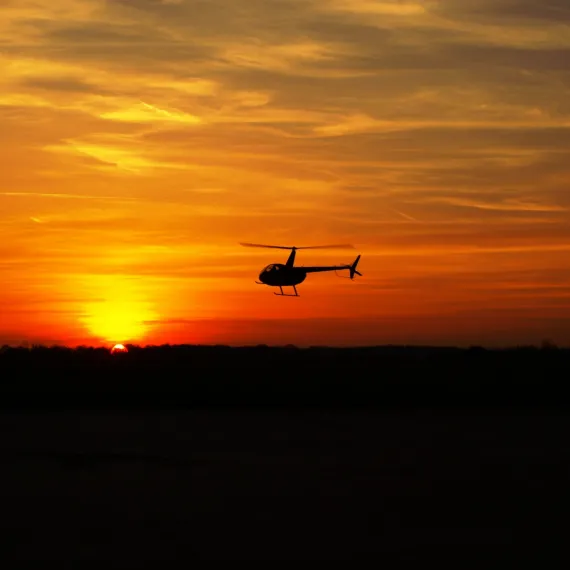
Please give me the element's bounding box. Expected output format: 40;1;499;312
1;341;565;351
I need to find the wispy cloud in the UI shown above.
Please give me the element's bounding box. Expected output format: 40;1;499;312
1;191;136;201
99;101;202;124
405;195;568;213
389;207;418;222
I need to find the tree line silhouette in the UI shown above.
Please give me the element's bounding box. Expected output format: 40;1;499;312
1;343;569;408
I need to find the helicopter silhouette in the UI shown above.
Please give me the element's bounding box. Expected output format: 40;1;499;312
240;242;362;296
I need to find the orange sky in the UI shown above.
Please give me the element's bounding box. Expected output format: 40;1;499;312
2;0;570;348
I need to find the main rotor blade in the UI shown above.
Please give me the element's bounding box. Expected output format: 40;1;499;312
240;242;355;250
296;244;355;250
239;242;294;250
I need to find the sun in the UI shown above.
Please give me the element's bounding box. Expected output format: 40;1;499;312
111;343;128;353
79;275;158;345
85;300;152;344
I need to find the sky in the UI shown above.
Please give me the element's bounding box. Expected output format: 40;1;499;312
2;0;570;348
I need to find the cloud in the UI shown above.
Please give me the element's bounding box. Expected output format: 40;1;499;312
1;191;136;201
407;196;568;213
99;101;201;124
20;76;104;94
327;1;427;16
435;0;570;24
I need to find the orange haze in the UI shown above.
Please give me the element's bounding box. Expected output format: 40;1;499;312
2;0;570;348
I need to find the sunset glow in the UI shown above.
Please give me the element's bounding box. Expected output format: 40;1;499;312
79;275;158;345
2;0;570;348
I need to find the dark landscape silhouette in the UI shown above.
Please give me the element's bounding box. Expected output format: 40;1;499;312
1;342;569;408
2;343;570;564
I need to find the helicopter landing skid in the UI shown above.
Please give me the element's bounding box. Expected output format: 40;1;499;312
275;285;299;297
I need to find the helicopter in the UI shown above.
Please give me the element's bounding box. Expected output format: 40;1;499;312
240;242;362;296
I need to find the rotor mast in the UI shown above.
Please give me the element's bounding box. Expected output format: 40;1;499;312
286;247;297;268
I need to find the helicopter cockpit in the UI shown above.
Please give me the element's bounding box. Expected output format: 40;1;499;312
262;264;281;273
259;263;284;283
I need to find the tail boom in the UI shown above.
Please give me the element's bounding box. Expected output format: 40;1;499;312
297;254;362;278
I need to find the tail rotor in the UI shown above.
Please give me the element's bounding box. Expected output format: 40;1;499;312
349;255;362;280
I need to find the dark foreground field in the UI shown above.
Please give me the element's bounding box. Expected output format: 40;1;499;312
1;345;570;563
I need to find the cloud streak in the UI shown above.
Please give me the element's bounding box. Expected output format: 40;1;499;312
1;191;136;201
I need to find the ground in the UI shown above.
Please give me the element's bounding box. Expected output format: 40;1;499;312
1;409;568;564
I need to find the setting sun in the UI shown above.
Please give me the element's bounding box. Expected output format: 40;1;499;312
79;275;158;345
111;343;128;354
